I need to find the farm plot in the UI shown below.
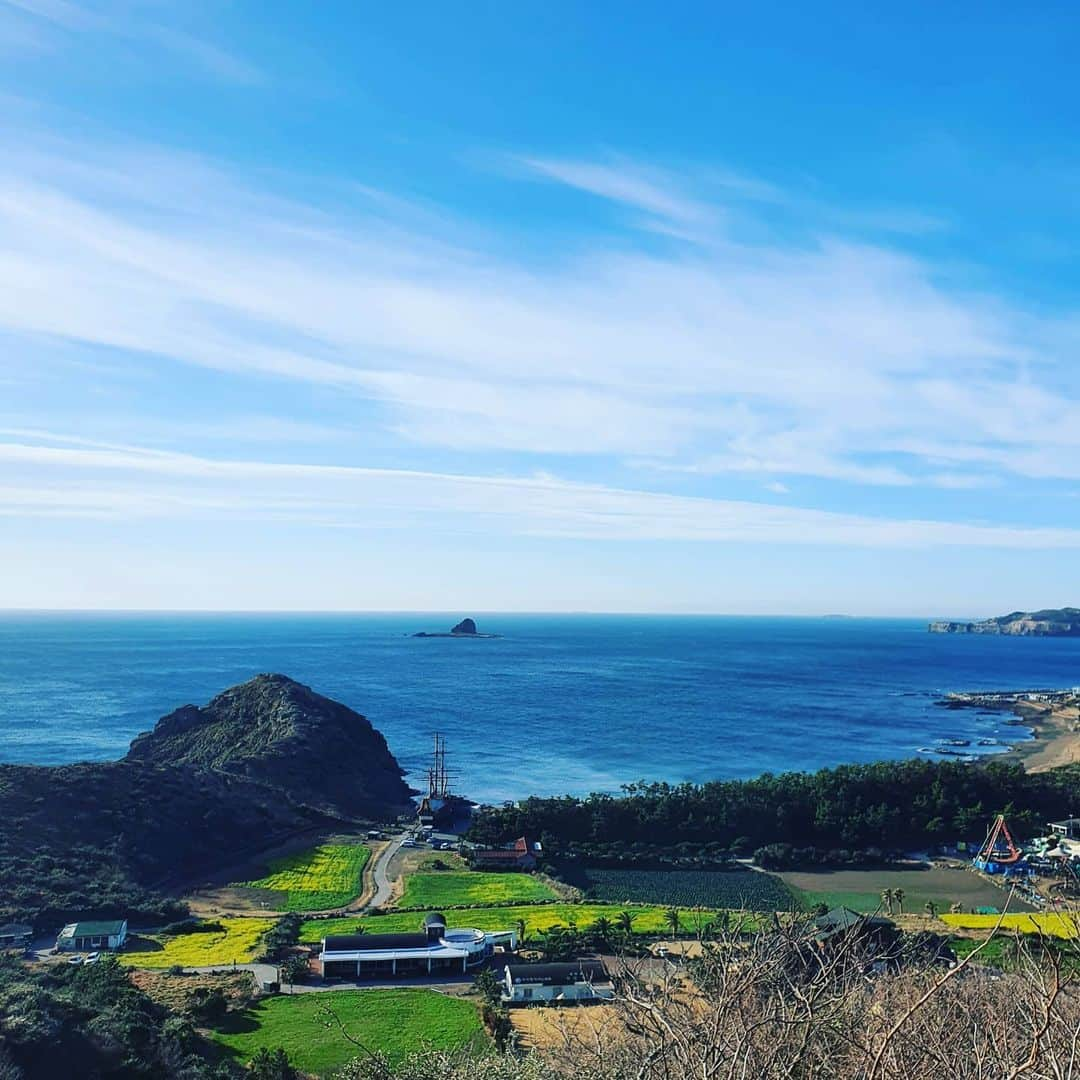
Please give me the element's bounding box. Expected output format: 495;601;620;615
237;843;370;911
574;868;794;911
211;988;487;1076
397;870;557;908
121;918;274;969
301;903;729;944
942;913;1079;938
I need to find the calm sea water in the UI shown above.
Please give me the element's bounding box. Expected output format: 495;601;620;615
1;614;1078;803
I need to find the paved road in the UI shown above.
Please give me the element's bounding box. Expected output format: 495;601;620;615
364;832;406;911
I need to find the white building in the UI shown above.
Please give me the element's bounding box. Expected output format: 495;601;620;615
502;961;614;1005
56;919;128;952
320;913;515;979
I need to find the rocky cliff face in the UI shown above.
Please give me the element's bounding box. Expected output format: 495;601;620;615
929;608;1080;636
127;674;414;817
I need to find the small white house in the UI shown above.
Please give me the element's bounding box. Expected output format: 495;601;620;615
56;919;128;952
502;961;614;1005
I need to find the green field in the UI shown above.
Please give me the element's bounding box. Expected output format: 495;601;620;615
211;988;487;1076
302;902;725;943
778;867;1034;915
121;919;274;969
237;843;370;912
397;870;557;908
573;868;794;911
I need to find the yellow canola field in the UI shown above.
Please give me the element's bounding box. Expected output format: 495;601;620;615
121;918;275;969
941;913;1079;939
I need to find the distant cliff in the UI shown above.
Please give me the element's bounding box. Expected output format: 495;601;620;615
929;608;1080;636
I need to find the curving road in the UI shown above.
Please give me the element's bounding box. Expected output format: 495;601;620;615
362;833;406;911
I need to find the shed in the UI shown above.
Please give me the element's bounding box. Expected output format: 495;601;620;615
502;961;613;1005
0;923;33;949
56;919;128;952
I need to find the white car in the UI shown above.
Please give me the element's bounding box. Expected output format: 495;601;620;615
84;952;100;964
66;955;83;965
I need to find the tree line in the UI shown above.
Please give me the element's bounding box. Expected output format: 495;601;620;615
468;759;1079;865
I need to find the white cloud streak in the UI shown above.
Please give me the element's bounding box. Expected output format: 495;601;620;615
3;437;1079;549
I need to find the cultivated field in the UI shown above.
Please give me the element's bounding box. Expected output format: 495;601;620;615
942;912;1079;938
121;918;275;969
301;903;725;943
236;843;370;912
575;868;794;911
778;866;1033;914
397;870;557;908
211;988;487;1075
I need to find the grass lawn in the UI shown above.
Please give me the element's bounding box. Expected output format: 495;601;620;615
302;903;725;943
397;871;557;908
211;988;487;1076
121;918;274;969
778;867;1034;915
236;843;370;912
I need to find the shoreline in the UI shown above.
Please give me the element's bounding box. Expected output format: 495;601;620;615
1005;699;1080;772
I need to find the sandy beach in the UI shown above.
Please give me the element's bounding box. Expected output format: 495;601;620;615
1008;698;1080;772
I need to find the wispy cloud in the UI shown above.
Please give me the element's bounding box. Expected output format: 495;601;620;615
0;0;262;82
3;436;1079;549
1;131;1079;500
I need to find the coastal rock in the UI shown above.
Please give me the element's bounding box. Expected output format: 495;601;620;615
127;673;414;817
929;608;1080;636
413;617;497;638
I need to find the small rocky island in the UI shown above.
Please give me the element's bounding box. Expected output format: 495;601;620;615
412;617;499;638
929;608;1080;636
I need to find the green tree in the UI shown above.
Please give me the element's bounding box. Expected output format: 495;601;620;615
473;967;502;1009
880;889;894;915
615;910;635;936
664;908;681;936
247;1047;298;1080
893;888;905;915
280;954;309;992
514;918;526;945
591;916;613;946
924;900;937;919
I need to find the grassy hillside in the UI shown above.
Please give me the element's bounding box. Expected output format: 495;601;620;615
211;988;486;1075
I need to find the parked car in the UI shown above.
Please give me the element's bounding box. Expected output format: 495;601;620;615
84;952;100;964
67;956;82;966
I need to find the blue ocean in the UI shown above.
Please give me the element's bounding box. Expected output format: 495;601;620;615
1;614;1078;803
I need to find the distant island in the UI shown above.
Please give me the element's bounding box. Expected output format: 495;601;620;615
929;608;1080;636
412;617;499;638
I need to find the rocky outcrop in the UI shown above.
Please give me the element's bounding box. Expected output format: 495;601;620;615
127;674;414;818
929;609;1080;636
413;617;497;638
1;676;413;926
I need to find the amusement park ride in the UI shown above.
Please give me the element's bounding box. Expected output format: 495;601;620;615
973;814;1024;874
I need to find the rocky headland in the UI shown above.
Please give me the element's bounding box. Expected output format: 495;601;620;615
928;607;1080;636
0;675;413;928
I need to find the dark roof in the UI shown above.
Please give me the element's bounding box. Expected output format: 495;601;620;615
814;908;895;932
423;912;447;926
506;962;610;986
323;933;429;952
68;920;126;937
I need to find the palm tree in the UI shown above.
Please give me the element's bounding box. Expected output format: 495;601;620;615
924;900;937;919
880;889;894;915
514;918;526;946
893;888;905;915
616;910;635;936
664;908;681;936
592;916;613;945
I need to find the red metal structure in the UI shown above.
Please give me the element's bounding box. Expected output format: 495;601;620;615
974;814;1022;869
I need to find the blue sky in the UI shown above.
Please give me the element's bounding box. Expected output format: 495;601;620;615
2;1;1080;613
